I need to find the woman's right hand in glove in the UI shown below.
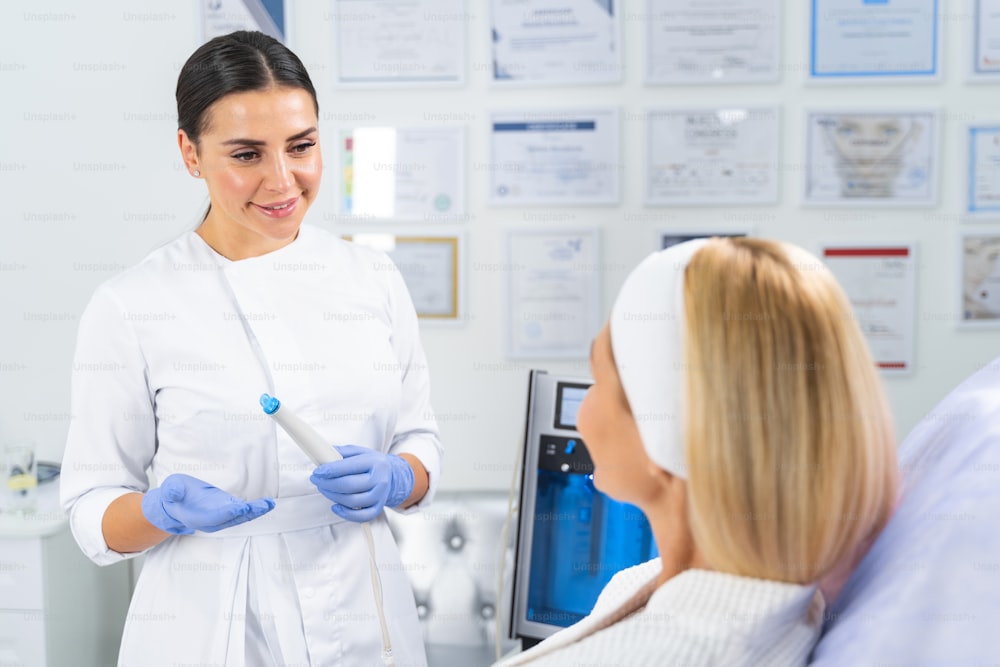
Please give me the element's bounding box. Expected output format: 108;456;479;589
141;473;275;535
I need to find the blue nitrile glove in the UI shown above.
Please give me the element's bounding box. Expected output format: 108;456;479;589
309;445;415;523
141;473;275;535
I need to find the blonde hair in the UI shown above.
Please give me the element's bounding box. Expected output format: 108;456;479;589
683;237;898;584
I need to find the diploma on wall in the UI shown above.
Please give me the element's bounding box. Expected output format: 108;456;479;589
340;127;465;221
804;110;939;207
345;234;463;320
645;0;781;84
201;0;287;43
490;109;620;205
966;125;1000;217
645;107;780;206
972;0;1000;78
658;230;749;251
959;232;1000;327
490;0;621;84
822;245;916;373
333;0;465;86
506;229;601;359
808;0;940;82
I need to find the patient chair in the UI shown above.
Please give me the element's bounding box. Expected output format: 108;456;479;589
811;357;1000;664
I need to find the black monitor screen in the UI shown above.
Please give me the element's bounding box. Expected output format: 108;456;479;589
554;382;590;431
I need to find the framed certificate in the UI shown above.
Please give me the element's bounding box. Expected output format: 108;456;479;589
971;0;1000;79
332;0;466;87
645;0;781;84
804;110;939;207
491;0;622;85
645;107;780;206
339;127;465;221
344;233;464;321
808;0;941;83
966;125;1000;218
960;231;1000;327
489;109;620;206
821;244;917;373
657;229;750;251
201;0;289;44
506;229;601;358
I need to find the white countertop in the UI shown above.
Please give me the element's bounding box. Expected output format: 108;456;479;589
0;481;68;538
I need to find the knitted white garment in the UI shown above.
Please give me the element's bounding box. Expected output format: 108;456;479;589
500;560;825;667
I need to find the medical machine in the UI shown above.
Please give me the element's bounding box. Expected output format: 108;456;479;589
509;371;657;649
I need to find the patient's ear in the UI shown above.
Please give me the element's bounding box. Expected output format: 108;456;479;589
639;461;684;518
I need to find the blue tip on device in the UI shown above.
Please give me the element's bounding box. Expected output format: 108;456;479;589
260;393;280;415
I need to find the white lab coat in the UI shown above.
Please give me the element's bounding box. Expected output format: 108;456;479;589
60;225;443;667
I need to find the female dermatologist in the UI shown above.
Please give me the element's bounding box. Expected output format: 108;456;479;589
500;237;899;665
60;31;442;666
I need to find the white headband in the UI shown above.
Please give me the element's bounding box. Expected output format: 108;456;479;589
609;238;710;479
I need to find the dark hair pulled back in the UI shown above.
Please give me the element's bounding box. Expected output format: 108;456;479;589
176;30;318;145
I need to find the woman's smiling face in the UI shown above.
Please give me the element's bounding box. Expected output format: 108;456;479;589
179;86;322;258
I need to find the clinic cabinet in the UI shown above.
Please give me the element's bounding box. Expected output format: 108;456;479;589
0;485;130;666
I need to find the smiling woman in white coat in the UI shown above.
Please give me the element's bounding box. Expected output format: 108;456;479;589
59;30;442;667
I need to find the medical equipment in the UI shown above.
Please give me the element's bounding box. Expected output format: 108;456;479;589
260;394;342;464
260;393;395;667
508;371;657;648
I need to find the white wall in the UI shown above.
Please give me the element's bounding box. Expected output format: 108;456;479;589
1;0;997;490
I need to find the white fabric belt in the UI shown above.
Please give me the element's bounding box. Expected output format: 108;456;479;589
191;492;345;538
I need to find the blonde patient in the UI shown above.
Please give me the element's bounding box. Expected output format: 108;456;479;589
500;237;899;666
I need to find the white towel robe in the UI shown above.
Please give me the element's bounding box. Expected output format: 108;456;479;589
60;226;443;667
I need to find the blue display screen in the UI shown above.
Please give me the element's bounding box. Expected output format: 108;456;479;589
526;470;656;629
555;383;589;430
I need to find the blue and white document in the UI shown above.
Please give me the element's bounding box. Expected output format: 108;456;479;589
966;125;1000;216
507;229;601;359
973;0;1000;77
201;0;287;43
809;0;940;81
490;109;619;205
491;0;621;84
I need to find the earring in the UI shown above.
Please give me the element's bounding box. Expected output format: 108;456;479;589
193;169;201;177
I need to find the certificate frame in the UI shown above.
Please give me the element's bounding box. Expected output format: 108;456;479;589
644;106;781;206
337;126;466;222
199;0;291;45
488;108;621;206
490;0;623;86
965;124;1000;219
970;0;1000;81
644;0;782;85
505;228;602;359
958;230;1000;328
331;0;467;88
802;109;940;208
343;232;466;322
655;228;752;252
807;0;942;84
820;242;917;374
